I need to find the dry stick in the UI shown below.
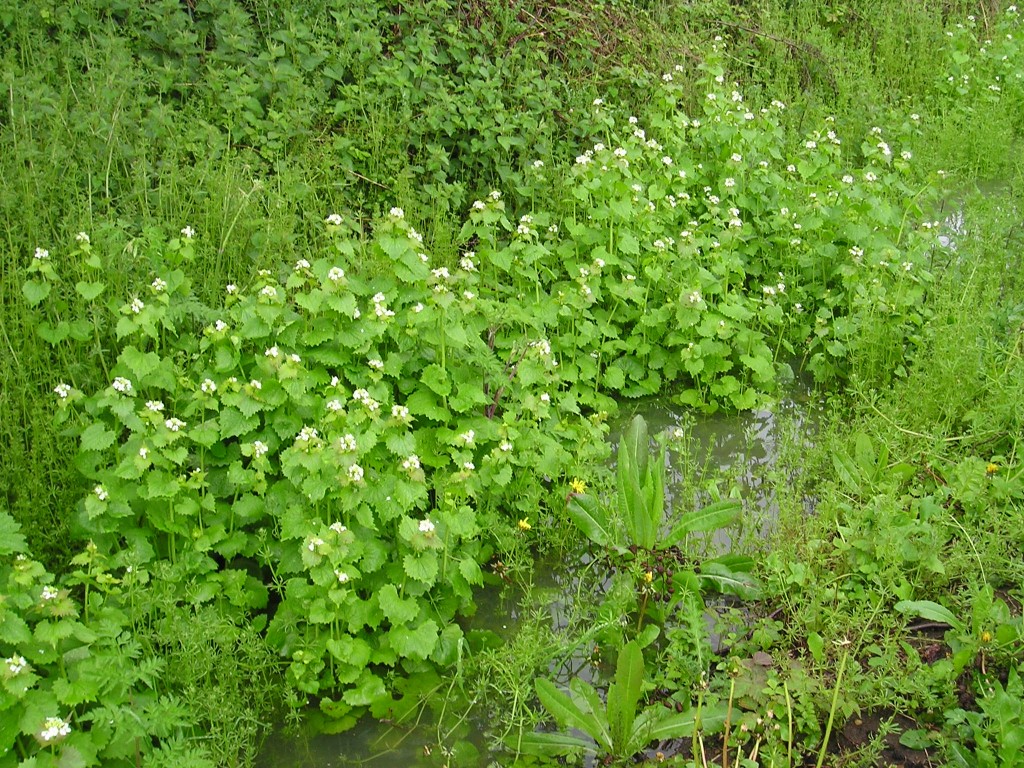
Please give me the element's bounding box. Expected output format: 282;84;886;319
344;168;390;190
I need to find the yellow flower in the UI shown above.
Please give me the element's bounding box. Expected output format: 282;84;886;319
644;571;654;584
569;478;587;494
980;630;992;643
986;463;999;474
518;519;531;531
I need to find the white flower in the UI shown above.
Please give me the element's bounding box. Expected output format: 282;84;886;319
328;266;345;282
787;164;797;173
901;150;912;161
910;113;920;121
249;379;262;390
389;207;405;218
145;400;164;412
368;358;384;370
289;354;300;364
902;262;914;271
338;433;357;452
724;178;735;188
325;213;343;226
54;383;71;399
39;716;71;743
805;140;817;150
200;379;216;394
489;190;502;201
532;159;544;169
575;154;592;166
842;174;854;184
214;319;228;332
76;232;90;244
180;226;195;239
431;267;450;281
402;454;421;471
6;655;27;675
850;246;864;258
335;570;350;584
165;417;186;432
347;464;364;482
592;97;604;106
34;247;50;260
330;522;347;534
413;302;424;313
687;290;702;304
730;153;742;163
877;141;892;157
94;485;108;501
252;441;268;458
460;255;476;271
307;536;324;552
295;426;319;443
41;586;59;601
499;440;513;452
294;258;310;271
265;346;280;358
463;290;475;300
864;172;878;182
463;460;475;471
459;429;475;446
662;155;673;166
408;228;423;244
150;277;167;292
130;297;145;314
625;274;636;282
540;393;550;403
391;404;410;421
326;398;344;412
419;518;435;534
260;285;278;299
226;283;238;294
472;200;486;211
662;72;673;82
112;377;133;394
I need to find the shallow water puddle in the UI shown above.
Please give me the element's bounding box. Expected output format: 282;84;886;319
257;389;819;767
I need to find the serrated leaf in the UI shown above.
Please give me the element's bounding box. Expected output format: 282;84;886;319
420;364;451;397
389;619;438;660
377;584;418;624
80;423;116;452
403;551;438;585
0;512;27;555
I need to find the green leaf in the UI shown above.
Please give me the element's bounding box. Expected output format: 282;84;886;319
119;345;161;382
535;678;604;743
403;551;438;584
421;364;451;397
389;619;439;660
343;670;388;707
22;279;51;306
633;702;729;744
566;494;610;547
74;281;105;301
377;584;418;624
895;600;965;632
512;731;596;757
666;500;742;544
0;512;27;555
80;423;116;452
607;641;644;754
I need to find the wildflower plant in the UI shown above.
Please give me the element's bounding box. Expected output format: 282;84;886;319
41;213;607;728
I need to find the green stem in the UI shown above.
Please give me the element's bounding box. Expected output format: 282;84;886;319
815;650;848;768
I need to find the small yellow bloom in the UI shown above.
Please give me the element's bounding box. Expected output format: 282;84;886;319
569;478;587;494
986;463;999;474
644;571;654;584
518;519;531;531
980;630;992;643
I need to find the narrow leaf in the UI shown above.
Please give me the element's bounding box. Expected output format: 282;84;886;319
566;494;610;547
895;600;965;632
